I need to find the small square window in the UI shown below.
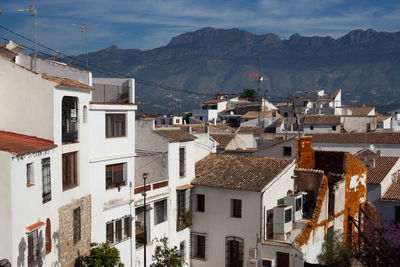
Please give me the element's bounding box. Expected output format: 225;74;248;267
283;147;292;157
106;114;126;137
27;163;34;186
332;125;337;131
105;163;126;189
310;125;314;130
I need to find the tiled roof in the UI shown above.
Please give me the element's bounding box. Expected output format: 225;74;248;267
189;117;205;124
304;115;341;125
348;106;374;116
0;131;57;155
210;134;235;149
210;124;236;133
381;182;400;202
42;74;94;90
154;129;197;142
203;100;225;104
242;111;275;119
193;154;294;192
333;88;341;98
308;132;400;144
377;115;391;123
237;126;266;135
355;155;399;184
355;148;377;157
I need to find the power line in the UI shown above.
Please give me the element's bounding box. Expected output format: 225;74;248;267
0;25;215;97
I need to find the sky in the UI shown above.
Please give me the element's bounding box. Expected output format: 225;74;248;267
1;0;400;55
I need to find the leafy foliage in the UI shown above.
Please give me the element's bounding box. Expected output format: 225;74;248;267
317;230;352;267
240;89;257;102
83;242;124;267
150;237;185;267
352;213;400;267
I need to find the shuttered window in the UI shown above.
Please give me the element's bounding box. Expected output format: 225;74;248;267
62;152;78;190
42;158;51;203
28;230;39;267
46;219;51;253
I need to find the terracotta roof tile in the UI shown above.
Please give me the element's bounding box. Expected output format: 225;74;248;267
154;129;197;142
377;115;391;123
203;100;226;104
210;134;235;149
193;154;294;192
242;111;275;119
237;126;266;135
381;182;400;202
308;132;400;144
304;115;341;125
26;221;45;232
355;155;399;184
210;124;235;133
333;89;341;98
354;148;377;157
41;74;94;90
189;117;205;124
0;131;57;155
348;106;374;116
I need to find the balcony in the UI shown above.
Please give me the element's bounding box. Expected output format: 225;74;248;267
177;210;192;231
62;96;79;143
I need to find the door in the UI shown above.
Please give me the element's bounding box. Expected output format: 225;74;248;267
226;237;243;267
277;252;289;267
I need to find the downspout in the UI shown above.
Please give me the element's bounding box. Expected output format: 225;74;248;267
259;192;263;263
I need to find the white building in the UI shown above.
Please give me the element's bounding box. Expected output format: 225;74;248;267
134;120;198;266
193;99;227;122
377;115;391;130
303;115;342;134
154;116;183;126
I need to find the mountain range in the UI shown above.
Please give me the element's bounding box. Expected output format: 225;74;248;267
76;27;400;114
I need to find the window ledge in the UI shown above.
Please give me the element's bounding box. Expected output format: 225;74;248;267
27;183;35;188
191;256;207;261
63;184;78;192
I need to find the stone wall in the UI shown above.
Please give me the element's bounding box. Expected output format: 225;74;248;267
58;195;91;267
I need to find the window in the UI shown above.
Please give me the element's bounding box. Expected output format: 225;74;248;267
180;241;185;260
154;199;167;225
27;163;34;186
115;219;123;242
106;114;126;137
332;125;337;131
62;96;78;143
395;206;400;224
27;230;39;267
73;207;81;244
283;147;292;157
46;219;51;254
197;194;205;212
177;190;190;231
277;198;284;205
42;157;51;203
230;199;242;218
106;163;126;189
262;260;272;267
179;147;185;177
62;152;78;190
296;197;302;211
191;234;206;260
106;222;114;244
124;216;132;239
135;206;149;248
310;125;314;130
285;208;292;223
176;119;180;124
283;112;288;117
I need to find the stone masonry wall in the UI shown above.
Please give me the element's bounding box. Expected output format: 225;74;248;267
58;195;91;267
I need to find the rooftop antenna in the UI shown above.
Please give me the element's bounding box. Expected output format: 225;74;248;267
72;22;88;69
18;4;37;70
248;58;264;126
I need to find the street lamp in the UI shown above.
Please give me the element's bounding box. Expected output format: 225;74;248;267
18;4;37;70
72;22;88;69
142;173;148;266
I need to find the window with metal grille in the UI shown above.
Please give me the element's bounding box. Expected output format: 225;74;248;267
73;207;81;244
197;194;205;212
62;152;78;190
46;219;51;254
230;199;242;218
115;219;122;242
42;158;51;203
124;216;132;238
106;114;126;137
27;230;40;267
191;234;206;260
27;162;34;186
105;163;126;189
225;236;243;267
179;147;185;177
106;222;114;244
154;199;167;225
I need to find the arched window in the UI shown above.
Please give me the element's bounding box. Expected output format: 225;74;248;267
46;218;51;253
225;236;243;267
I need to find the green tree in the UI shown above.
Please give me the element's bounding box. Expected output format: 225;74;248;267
83;242;124;267
240;88;257;102
150;237;185;267
317;230;352;267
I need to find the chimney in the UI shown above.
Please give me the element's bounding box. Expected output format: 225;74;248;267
296;136;315;169
188;126;192;134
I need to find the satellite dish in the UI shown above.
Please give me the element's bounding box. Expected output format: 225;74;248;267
370;144;375;151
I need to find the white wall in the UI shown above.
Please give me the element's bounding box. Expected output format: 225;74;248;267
304;124;340;134
342;116;377;132
0;151;12;261
312;143;400;157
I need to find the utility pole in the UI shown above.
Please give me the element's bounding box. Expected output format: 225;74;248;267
142;173;148;267
18;4;37;71
72;22;88;69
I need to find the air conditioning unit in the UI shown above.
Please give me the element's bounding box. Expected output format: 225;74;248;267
248;248;257;259
247;259;258;267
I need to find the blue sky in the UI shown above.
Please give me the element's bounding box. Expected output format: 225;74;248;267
1;0;400;55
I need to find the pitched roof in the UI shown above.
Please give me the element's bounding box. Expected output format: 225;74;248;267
210;124;236;133
381;182;400;202
210;134;235;149
348;106;374;116
242;111;275;119
304;115;341;125
193;154;294;192
41;74;94;91
0;131;57;155
179;124;235;134
203;100;226;105
377;115;391;123
355;155;399;184
189;117;205;124
308;132;400;144
354;148;377;157
333;88;341;98
154;129;197;142
237;126;266;135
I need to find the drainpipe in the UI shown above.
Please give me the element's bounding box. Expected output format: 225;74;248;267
142;173;148;266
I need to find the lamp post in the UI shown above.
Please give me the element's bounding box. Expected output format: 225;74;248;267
18;4;37;70
72;22;88;69
142;173;148;266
